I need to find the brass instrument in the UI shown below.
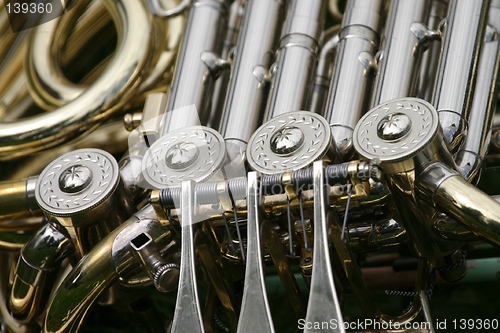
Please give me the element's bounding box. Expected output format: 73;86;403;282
1;0;500;332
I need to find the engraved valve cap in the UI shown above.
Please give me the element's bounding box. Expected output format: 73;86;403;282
142;126;226;188
353;98;439;164
35;149;120;216
247;111;332;174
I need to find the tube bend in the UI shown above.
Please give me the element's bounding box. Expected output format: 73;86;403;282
0;0;152;161
417;162;500;247
9;223;74;323
43;205;172;333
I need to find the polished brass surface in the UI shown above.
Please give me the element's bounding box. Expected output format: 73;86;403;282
1;0;500;332
0;179;37;222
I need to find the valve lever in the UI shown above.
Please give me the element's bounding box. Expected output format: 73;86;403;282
305;161;345;333
237;172;274;333
171;180;205;333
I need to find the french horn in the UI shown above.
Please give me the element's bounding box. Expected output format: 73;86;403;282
0;0;499;332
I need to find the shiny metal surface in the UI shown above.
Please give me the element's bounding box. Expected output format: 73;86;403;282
142;126;226;187
0;177;40;222
237;172;274;333
418;162;500;246
325;0;382;160
433;0;490;151
371;0;432;106
246;0;336;174
160;0;230;134
9;223;73;322
304;161;344;333
43;205;172;333
416;0;448;101
35;148;135;258
308;25;339;115
171;181;204;333
354;98;461;261
0;0;153;160
456;3;500;182
263;0;325;120
1;1;500;332
219;0;284;161
247;111;332;173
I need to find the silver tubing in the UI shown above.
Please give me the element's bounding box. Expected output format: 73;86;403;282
237;172;274;333
416;0;449;101
432;0;490;152
207;0;244;129
146;0;190;18
160;0;230;134
308;25;340;115
325;0;383;160
246;0;336;174
219;0;284;160
171;181;204;333
304;161;345;333
264;0;326;120
456;2;500;182
371;0;432;106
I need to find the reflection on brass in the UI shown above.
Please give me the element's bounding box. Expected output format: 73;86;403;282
1;0;500;332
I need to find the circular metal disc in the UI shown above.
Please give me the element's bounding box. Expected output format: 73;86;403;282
353;98;439;163
36;149;120;216
142;126;226;188
247;111;332;174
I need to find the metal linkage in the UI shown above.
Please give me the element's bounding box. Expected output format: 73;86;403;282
158;161;381;209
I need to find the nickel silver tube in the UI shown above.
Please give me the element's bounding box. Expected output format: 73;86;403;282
246;0;335;174
160;0;230;135
432;0;490;152
325;0;383;160
263;0;326;120
207;0;244;129
218;0;284;171
456;1;500;183
308;25;340;115
416;0;449;101
371;0;432;106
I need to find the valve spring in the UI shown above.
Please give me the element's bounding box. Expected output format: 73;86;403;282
385;269;436;300
159;162;375;209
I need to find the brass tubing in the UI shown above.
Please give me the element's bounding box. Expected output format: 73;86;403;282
418;162;500;247
0;231;34;251
9;223;74;323
25;1;88;109
0;253;40;333
0;0;152;160
0;177;40;223
43;205;172;333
